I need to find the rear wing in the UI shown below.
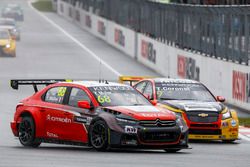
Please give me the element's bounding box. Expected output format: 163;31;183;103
118;76;153;86
10;79;71;92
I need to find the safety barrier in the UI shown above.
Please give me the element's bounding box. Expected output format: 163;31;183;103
57;0;250;110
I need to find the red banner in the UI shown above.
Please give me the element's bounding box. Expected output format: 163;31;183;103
232;71;247;102
177;55;186;78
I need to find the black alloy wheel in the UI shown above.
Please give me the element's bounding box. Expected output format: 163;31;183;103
18;116;41;147
90;120;109;151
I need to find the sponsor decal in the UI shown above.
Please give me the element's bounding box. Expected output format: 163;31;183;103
141;40;156;64
47;115;71;123
86;117;92;125
141;113;166;117
47;132;58;138
125;126;137;134
198;113;208;117
232;70;250;102
231;119;237;127
177;55;200;81
122;106;159;112
114;28;125;47
74;116;87;123
75;10;80;22
85;15;91;28
97;20;106;36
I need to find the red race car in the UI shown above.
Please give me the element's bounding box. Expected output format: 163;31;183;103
10;79;189;152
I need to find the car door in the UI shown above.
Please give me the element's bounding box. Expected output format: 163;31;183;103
42;86;72;140
62;87;94;143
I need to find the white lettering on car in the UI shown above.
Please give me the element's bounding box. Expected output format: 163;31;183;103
46;114;72;123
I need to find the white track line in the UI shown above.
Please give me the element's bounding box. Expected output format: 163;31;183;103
28;0;122;77
239;134;250;142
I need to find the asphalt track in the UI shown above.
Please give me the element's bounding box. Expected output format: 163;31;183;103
0;0;250;167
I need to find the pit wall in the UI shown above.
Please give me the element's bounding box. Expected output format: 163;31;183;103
57;0;250;111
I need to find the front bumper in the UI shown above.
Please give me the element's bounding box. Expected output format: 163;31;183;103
188;118;239;140
109;126;189;149
10;121;18;137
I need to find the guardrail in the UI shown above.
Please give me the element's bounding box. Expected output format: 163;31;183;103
61;0;250;65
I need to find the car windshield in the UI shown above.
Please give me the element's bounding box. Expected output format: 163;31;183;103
89;85;151;107
0;31;9;39
155;82;216;102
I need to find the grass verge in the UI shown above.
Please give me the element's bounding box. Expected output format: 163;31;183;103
32;0;53;12
239;117;250;127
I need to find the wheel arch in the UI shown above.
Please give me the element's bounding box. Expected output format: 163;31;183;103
17;108;44;137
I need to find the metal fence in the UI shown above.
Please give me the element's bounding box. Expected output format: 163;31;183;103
63;0;250;65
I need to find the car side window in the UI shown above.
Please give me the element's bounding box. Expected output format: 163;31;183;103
44;87;67;104
134;81;147;93
68;88;91;108
144;82;153;99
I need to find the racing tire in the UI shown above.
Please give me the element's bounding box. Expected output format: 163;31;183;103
164;149;181;153
222;140;235;143
90;120;109;151
18;116;41;147
12;51;16;57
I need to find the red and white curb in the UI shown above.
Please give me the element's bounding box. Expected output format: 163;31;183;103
239;126;250;141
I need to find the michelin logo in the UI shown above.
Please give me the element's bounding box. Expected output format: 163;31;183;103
231;120;237;127
47;115;72;123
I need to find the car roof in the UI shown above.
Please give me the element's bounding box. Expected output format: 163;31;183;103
153;78;200;84
61;81;130;88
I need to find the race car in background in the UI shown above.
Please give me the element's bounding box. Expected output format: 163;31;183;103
1;4;24;21
119;76;239;142
0;18;20;40
10;79;189;152
0;28;16;57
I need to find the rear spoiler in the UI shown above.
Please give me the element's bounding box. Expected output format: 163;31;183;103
118;76;153;86
10;79;71;92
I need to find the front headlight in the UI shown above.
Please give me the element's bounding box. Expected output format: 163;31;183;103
116;117;137;124
175;112;183;118
176;117;188;132
6;44;11;48
222;110;232;120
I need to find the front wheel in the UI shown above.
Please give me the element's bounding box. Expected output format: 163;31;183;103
18;116;41;147
222;140;236;143
90;120;109;151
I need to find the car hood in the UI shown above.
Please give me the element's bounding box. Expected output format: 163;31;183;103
104;105;176;121
159;100;225;113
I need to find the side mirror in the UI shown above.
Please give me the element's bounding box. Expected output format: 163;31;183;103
216;96;225;102
150;100;157;106
78;100;91;109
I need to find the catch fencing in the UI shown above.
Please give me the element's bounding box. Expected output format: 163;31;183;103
62;0;250;65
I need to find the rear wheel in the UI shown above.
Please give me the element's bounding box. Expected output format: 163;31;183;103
18;116;41;147
90;120;109;151
164;149;181;153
